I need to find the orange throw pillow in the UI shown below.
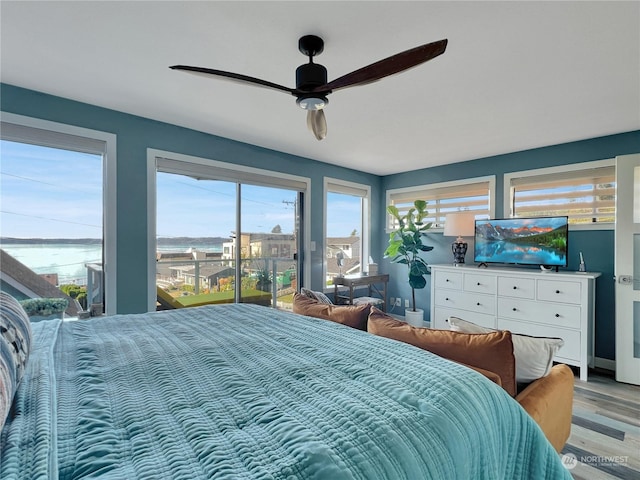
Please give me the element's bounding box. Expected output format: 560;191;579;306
292;293;370;331
368;307;516;396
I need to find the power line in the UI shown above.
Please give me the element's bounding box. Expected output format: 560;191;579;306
0;210;101;228
0;171;98;193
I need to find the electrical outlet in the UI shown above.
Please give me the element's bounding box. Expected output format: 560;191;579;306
394;298;401;307
405;299;410;308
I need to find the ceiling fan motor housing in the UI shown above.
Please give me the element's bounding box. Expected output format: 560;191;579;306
296;63;328;91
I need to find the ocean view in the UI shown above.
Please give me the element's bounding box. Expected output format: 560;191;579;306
1;240;224;285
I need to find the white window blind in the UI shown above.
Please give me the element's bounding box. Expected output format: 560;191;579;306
1;121;107;154
509;165;615;224
156;156;308;192
387;177;494;230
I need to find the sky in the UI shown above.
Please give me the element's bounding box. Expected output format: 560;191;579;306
0;140;361;239
0;140;103;238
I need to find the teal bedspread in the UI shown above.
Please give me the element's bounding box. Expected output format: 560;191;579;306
0;304;572;479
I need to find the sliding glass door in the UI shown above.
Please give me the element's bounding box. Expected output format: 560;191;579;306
239;184;299;308
155;173;239;308
154;154;306;311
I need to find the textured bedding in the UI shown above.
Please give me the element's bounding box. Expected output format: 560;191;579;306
0;303;571;479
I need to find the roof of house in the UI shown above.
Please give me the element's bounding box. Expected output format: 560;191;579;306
0;249;79;316
178;265;235;278
327;236;360;246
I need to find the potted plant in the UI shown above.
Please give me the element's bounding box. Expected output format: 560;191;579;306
19;297;68;322
384;200;434;326
253;259;272;293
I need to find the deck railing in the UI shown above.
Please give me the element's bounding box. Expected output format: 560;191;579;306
156;256;296;309
85;262;104;315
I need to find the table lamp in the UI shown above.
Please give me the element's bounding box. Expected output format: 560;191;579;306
443;212;476;265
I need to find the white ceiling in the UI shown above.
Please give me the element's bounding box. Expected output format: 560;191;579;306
1;1;638;176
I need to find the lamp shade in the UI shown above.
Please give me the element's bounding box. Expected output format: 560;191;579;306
443;212;476;237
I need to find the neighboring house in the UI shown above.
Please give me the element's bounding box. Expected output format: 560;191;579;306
222;233;296;261
173;265;234;290
0;249;80;316
156;251;223;279
326;236;361;278
41;273;59;287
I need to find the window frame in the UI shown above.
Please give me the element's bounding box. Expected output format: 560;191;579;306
503;159;615;231
0;112;117;313
323;177;371;290
385;176;496;233
147;148;312;311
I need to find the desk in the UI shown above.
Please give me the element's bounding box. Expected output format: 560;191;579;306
333;274;389;312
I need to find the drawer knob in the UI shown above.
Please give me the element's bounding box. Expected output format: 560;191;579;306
555;290;560;294
513;286;517;290
476;302;481;306
555;313;560;318
512;307;517;311
477;282;481;286
445;297;450;301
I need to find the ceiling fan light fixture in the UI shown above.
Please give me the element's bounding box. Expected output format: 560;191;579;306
296;95;328;110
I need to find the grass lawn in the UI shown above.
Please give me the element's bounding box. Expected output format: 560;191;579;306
175;289;271;307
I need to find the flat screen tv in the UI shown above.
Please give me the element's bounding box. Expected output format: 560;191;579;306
474;216;568;269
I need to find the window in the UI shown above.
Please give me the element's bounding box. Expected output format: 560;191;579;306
148;149;310;312
324;178;370;286
504;160;615;227
386;176;495;230
0;114;116;313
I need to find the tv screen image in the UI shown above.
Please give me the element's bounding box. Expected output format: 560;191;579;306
474;216;569;267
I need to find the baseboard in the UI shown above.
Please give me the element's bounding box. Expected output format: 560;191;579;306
594;357;615;372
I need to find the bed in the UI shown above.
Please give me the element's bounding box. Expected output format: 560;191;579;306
1;301;571;479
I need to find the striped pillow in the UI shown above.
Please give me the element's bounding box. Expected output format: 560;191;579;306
300;288;333;305
0;292;32;430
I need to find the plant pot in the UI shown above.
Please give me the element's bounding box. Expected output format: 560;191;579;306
404;308;424;327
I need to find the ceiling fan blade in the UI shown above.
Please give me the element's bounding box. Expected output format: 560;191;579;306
307;110;327;141
170;65;297;95
313;39;448;93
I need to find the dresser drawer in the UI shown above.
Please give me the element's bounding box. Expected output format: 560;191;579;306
497;277;535;299
464;274;497;295
537;280;582;304
498;319;580;362
498;298;580;329
434;271;463;290
432;306;496;330
435;290;496;316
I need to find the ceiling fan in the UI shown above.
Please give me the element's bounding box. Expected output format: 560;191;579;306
170;35;447;141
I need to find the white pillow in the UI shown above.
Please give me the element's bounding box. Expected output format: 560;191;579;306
446;316;564;383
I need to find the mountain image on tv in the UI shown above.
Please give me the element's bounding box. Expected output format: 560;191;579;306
474;216;568;267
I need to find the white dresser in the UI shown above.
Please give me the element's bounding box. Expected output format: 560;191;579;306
430;265;600;381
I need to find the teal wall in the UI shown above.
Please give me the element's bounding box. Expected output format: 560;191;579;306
2;83;638;361
381;130;640;360
0;84;382;313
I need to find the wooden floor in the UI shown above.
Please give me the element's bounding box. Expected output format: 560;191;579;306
561;368;640;480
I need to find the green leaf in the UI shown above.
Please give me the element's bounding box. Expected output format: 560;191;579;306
410;261;430;275
408;274;427;290
414;199;427;212
384;242;400;257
